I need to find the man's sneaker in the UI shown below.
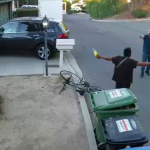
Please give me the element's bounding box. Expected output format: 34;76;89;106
145;71;150;76
141;72;144;78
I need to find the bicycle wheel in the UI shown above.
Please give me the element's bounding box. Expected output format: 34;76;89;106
60;70;82;83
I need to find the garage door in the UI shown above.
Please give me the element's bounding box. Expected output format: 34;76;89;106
0;3;9;26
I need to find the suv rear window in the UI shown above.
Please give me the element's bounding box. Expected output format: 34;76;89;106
49;22;60;32
58;22;68;32
40;21;68;33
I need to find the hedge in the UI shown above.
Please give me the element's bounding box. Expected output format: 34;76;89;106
16;9;38;17
67;1;71;11
132;8;148;18
87;0;126;19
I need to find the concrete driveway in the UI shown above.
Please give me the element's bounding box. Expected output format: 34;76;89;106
64;14;150;144
0;52;68;76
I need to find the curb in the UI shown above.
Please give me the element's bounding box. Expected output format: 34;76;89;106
92;18;150;22
64;52;98;150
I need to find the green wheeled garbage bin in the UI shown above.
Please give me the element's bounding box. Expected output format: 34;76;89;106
89;88;139;144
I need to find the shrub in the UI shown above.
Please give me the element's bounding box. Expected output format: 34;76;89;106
16;9;38;17
72;10;79;13
98;0;125;19
90;3;100;18
87;0;126;19
67;9;79;14
132;8;148;18
66;1;71;11
67;9;73;14
13;11;17;18
86;1;94;14
81;6;86;13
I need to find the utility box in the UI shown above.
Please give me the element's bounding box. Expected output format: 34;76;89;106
38;0;63;21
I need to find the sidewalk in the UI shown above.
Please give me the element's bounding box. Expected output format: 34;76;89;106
0;75;90;150
92;17;150;22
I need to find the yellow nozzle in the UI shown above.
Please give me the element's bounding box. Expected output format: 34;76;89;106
93;50;98;57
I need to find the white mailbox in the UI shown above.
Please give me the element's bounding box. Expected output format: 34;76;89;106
56;39;75;68
56;39;75;50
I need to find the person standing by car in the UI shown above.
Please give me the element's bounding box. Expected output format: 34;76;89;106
96;47;150;89
139;30;150;78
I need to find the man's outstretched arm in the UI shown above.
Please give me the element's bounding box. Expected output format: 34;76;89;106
137;62;150;66
139;35;144;39
96;55;112;61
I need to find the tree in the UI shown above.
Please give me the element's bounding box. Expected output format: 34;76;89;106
67;1;71;10
72;0;80;4
127;0;143;11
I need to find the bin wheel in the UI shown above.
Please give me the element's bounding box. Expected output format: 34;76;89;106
109;145;119;150
98;142;106;150
94;128;96;134
93;128;106;150
109;145;126;150
130;144;144;147
93;128;99;145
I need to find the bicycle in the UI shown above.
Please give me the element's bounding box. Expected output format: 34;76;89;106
59;70;103;95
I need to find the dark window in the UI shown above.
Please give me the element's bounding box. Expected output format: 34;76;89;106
19;22;40;32
0;22;18;33
40;22;54;32
39;23;44;31
49;23;59;32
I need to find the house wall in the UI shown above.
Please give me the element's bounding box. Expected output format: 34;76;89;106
9;1;12;19
38;0;63;21
12;0;15;10
0;2;12;26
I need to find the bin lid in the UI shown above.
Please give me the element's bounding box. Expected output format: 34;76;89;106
123;146;150;150
101;115;148;145
91;88;137;111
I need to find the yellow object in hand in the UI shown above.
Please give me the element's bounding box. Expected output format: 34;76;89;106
93;49;98;57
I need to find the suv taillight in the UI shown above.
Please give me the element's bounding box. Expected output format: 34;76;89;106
59;33;67;38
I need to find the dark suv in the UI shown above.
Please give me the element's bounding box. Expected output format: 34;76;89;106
0;17;69;59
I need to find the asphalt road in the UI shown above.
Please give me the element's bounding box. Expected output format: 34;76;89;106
64;14;150;144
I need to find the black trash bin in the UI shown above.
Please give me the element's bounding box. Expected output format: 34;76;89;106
101;115;148;150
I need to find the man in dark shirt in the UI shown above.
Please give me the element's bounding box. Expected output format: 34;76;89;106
139;30;150;78
96;47;150;89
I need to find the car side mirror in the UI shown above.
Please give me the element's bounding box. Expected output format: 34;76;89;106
0;27;4;34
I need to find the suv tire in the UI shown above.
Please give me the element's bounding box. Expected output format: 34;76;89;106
36;44;55;60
